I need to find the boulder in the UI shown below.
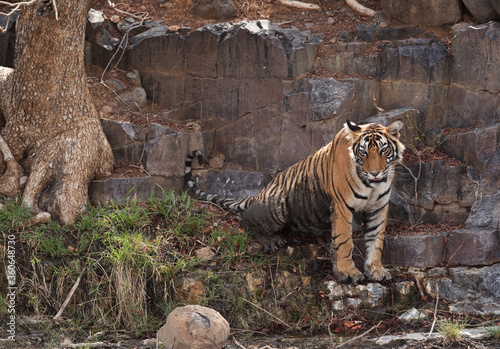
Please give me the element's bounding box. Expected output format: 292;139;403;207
466;191;500;229
379;0;462;27
445;229;500;265
143;126;190;177
451;22;500;93
0;10;18;68
158;305;230;349
86;8;105;40
355;25;423;43
100;119;147;163
117;87;148;108
191;0;237;20
382;233;447;268
192;168;272;198
462;0;500;23
379;41;450;84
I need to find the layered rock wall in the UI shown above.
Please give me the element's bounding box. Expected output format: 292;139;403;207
87;19;500;230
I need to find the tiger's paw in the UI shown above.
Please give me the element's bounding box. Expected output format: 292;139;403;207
252;233;286;252
365;266;392;282
334;267;365;284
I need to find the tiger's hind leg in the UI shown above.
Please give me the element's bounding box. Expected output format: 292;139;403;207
240;200;287;252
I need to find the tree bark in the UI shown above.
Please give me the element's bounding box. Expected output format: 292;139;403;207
0;0;114;223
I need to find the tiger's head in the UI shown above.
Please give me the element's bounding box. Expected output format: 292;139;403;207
345;120;405;184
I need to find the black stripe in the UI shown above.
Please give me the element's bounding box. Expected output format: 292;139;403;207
347;178;367;199
365;221;382;234
365;202;389;217
333;237;350;250
377;187;391;200
339;192;355;214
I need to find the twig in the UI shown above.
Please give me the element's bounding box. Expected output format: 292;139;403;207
232;337;247;349
279;0;321;10
336;321;382;348
372;92;385;113
345;0;376;17
425;283;439;341
53;270;84;321
242;298;293;330
68;342;121;348
52;0;58;20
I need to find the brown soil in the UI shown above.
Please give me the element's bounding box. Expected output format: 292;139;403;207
93;0;378;42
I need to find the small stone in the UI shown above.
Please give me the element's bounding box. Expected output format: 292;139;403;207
451;22;470;36
105;78;126;92
110;15;120;23
327;17;334;24
168;25;181;32
209;155;225;169
126;70;142;87
117;87;148;108
196;246;215;261
398;307;428;322
246;242;263;254
101;105;113;113
158;305;230;349
192;123;202;132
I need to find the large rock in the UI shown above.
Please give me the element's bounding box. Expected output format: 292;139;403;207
462;0;500;23
379;40;450;84
466;191;500;229
100;119;147;163
355;25;423;42
452;22;500;93
0;10;18;68
89;176;184;204
382;233;447;268
192;168;272;198
143;124;191;177
191;0;237;20
445;229;500;265
158;305;230;349
439;123;500;172
391;161;476;225
380;0;462;27
425;264;500;315
86;8;105;40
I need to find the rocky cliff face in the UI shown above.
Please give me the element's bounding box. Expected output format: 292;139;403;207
83;17;500;231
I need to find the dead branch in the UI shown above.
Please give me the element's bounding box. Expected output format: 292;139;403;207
26;212;51;226
345;0;376;17
52;0;58;20
279;0;321;10
425;283;439;341
53;270;83;322
373;92;385;113
232;337;247;349
336;321;382;348
242;298;294;330
68;342;121;348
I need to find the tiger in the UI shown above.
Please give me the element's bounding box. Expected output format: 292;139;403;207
185;120;405;283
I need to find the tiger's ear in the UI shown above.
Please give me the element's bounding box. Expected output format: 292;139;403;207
387;120;403;138
346;119;361;133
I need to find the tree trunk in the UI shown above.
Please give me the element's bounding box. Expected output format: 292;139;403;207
0;0;114;223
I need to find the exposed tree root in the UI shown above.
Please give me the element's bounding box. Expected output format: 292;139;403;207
0;134;24;196
279;0;321;10
345;0;376;17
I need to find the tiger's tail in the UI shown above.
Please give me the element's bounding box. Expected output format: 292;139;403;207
185;150;251;212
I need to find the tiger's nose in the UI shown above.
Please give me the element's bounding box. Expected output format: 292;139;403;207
370;171;380;177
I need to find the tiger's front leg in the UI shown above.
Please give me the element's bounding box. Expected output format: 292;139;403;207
330;207;365;283
363;205;392;282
